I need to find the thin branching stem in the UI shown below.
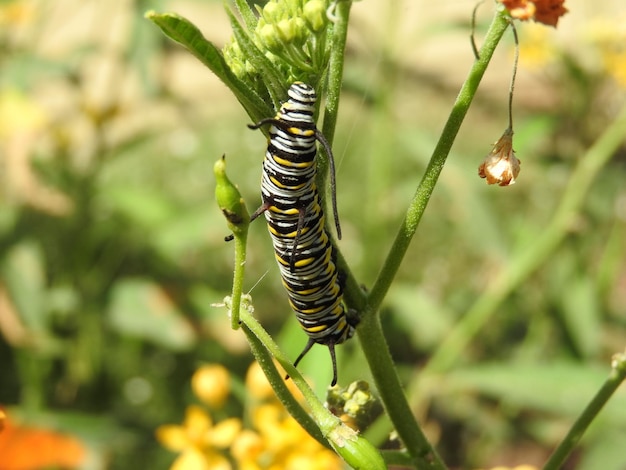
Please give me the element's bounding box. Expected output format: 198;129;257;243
353;9;511;469
544;352;626;469
367;10;511;314
421;101;626;377
507;20;519;130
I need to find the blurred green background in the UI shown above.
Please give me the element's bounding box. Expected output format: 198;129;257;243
1;0;625;469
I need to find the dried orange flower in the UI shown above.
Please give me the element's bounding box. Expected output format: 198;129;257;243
478;128;521;187
499;0;568;27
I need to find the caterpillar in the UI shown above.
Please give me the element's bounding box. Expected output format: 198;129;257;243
249;82;358;386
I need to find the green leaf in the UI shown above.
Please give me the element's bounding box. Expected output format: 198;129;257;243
233;0;258;32
225;6;286;109
1;241;46;333
145;11;271;122
386;284;454;349
446;362;626;426
577;427;626;470
559;276;601;358
107;278;196;351
99;185;175;230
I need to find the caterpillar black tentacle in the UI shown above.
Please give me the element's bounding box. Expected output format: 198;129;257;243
250;82;357;386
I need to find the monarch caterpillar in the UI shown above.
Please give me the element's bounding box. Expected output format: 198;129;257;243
249;82;358;386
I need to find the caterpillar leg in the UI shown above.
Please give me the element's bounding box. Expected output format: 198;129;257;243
288;337;340;387
250;201;271;222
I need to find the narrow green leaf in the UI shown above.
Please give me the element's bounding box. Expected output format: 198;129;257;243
232;0;258;32
446;362;626;426
145;11;271;121
1;242;46;333
559;276;601;358
225;7;286;109
107;278;196;351
577;427;626;470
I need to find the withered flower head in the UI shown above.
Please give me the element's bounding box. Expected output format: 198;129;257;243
499;0;568;27
478;128;521;187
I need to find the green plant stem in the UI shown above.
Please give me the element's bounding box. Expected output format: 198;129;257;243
322;0;352;146
318;0;365;312
316;0;351;234
358;312;447;469
239;312;328;446
366;10;510;314
352;10;510;468
543;352;626;470
239;307;332;442
422;101;626;376
230;233;247;329
240;307;386;470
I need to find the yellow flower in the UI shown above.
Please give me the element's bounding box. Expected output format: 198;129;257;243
245;361;276;401
478;128;521;187
0;0;35;28
231;429;265;469
475;466;539;470
158;362;343;469
156;405;241;470
586;17;626;88
0;89;47;138
191;364;231;408
517;24;558;70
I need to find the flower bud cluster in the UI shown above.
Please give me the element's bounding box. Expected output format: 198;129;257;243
224;0;330;83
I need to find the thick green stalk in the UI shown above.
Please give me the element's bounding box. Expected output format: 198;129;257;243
317;0;352;235
322;0;352;145
317;1;366;312
358;312;447;469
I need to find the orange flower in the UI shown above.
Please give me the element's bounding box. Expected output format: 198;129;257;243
478;128;521;187
499;0;568;27
0;411;85;470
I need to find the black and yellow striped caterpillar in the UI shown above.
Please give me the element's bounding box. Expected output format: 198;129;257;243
249;82;358;386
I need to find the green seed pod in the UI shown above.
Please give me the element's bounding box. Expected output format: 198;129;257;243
214;155;250;235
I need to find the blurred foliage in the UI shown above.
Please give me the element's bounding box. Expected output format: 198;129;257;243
0;0;625;469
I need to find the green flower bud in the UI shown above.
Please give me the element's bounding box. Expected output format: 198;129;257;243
261;1;282;24
276;18;296;44
258;23;282;53
327;425;386;470
303;0;327;32
293;17;308;46
214;155;249;235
